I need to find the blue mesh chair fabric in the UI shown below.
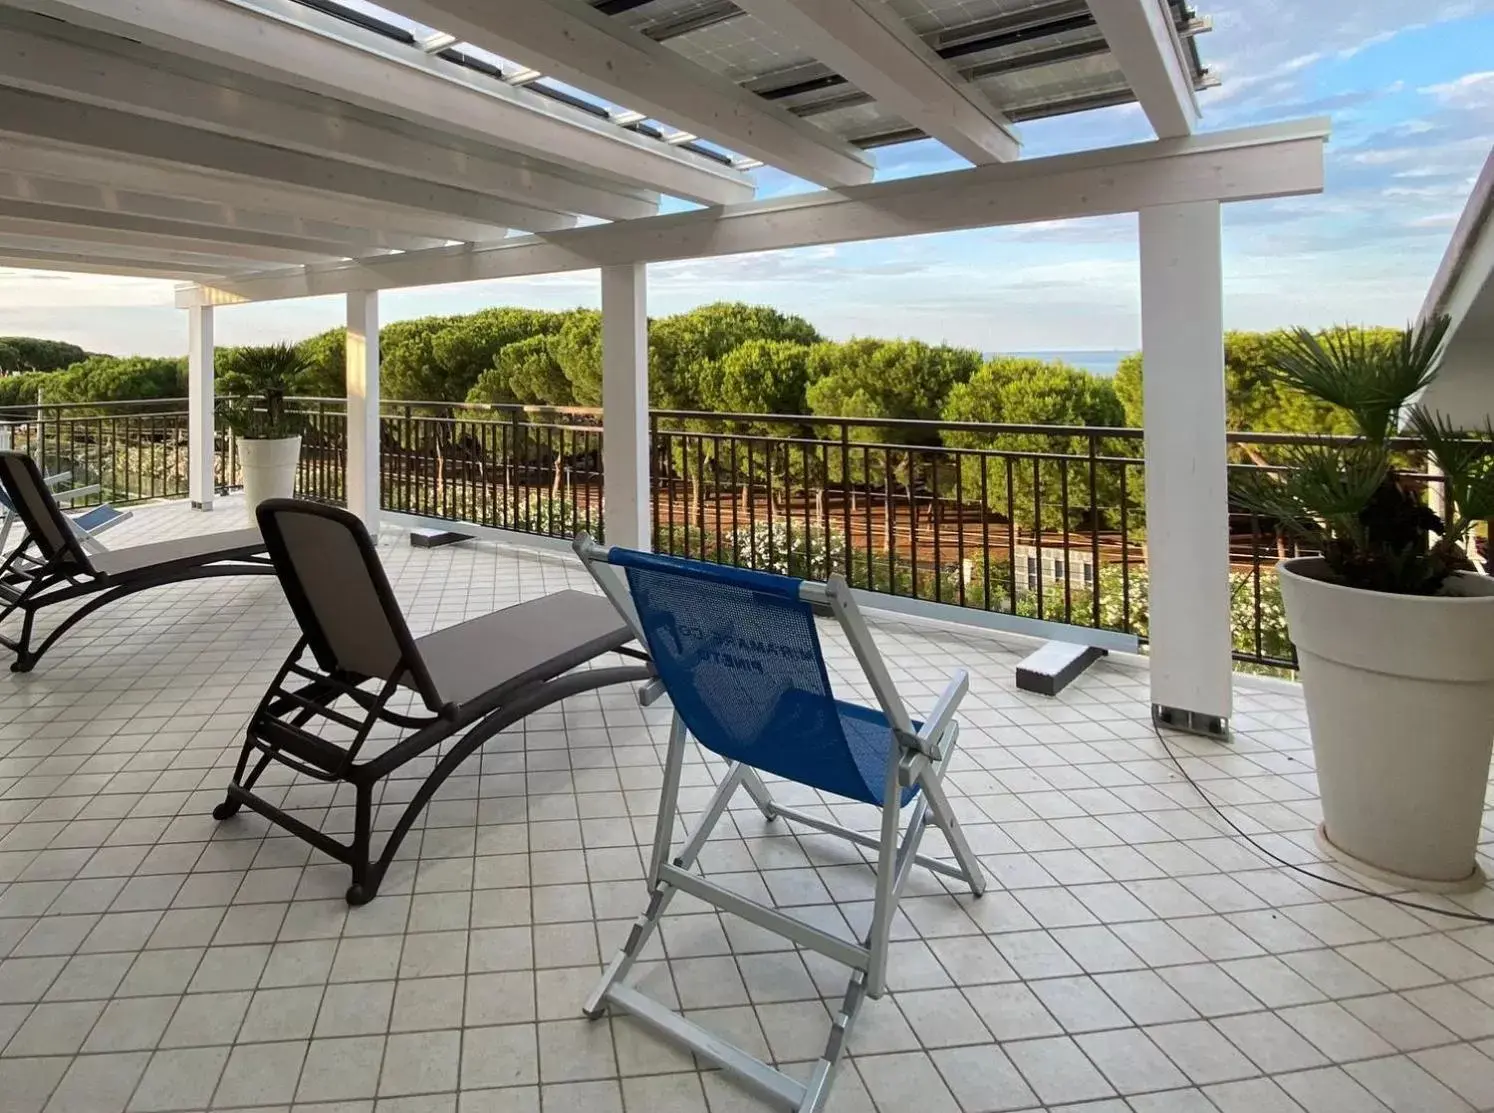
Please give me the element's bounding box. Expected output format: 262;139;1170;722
610;549;917;808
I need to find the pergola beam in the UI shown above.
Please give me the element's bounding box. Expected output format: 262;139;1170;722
0;198;390;261
1085;0;1199;137
1;0;754;206
394;0;876;187
0;172;451;254
731;0;1020;164
0;213;345;266
0;140;514;244
182;119;1329;306
0;18;661;223
0;248;243;281
0;90;579;235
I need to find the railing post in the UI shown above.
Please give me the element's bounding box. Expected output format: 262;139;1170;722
346;290;381;535
187;303;214;510
1139;200;1232;739
602;263;649;550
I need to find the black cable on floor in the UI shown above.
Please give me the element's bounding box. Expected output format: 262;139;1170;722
1150;720;1494;927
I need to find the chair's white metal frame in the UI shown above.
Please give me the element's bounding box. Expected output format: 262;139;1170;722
0;468;131;554
573;534;987;1113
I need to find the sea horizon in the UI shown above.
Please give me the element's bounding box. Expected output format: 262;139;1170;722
989;349;1133;376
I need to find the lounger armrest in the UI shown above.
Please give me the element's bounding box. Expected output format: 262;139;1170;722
915;669;968;762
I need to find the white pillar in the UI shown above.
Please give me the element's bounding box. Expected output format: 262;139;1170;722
1139;201;1232;736
346;290;381;536
187;303;214;510
602;263;650;550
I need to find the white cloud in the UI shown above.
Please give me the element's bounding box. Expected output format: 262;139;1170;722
1407;211;1465;229
1420;70;1494;109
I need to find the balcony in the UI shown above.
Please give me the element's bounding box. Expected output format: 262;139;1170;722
0;447;1491;1112
5;397;1412;677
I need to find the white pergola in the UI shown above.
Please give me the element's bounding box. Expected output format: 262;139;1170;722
0;0;1328;734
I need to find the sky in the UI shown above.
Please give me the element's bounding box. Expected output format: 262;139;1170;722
1;0;1492;356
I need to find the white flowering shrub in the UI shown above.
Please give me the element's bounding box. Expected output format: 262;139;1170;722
514;493;601;539
1095;565;1291;663
726;522;847;580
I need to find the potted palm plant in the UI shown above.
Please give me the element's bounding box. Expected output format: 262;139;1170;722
218;343;307;509
1236;314;1494;892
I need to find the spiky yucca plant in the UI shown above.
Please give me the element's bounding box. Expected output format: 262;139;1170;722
1234;314;1494;595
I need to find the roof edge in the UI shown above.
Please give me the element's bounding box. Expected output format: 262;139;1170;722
1421;147;1494;324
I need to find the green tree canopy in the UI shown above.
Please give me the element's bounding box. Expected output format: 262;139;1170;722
45;355;187;405
697;339;816;416
941;358;1128;528
1113;352;1143;427
0;371;51;409
651;302;821;411
806;338;981;433
0;337;89;374
944;357;1125;429
295;328;348;398
465;335;555;406
1113;328;1385;437
550;310;604;407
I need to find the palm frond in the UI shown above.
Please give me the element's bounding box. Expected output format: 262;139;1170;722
1408;405;1494;539
1233;441;1390;552
1267;316;1449;445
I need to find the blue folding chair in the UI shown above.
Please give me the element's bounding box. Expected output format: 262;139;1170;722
0;469;131;555
574;536;986;1113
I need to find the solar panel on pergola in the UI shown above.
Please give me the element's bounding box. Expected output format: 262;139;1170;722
601;0;1209;148
0;0;1216;286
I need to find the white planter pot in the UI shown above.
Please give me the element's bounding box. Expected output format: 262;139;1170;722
237;435;301;510
1279;556;1494;892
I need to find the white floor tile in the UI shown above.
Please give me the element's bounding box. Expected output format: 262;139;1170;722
0;502;1487;1113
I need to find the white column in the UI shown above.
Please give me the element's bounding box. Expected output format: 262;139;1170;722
187;303;214;510
346;290;381;536
602;263;650;550
1139;201;1232;736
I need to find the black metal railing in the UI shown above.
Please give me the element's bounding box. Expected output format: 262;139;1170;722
650;408;1146;639
0;399;203;504
373;402;604;537
0;397;1461;671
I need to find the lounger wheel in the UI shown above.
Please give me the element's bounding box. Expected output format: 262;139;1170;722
212;800;241;821
10;657;33;674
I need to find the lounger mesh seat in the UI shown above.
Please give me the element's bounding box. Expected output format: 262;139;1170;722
575;538;986;1113
0;450;269;671
216;499;652;904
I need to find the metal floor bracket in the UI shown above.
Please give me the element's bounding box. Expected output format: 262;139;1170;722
1153;703;1230;742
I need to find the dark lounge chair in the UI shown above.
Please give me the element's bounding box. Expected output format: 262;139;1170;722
0;450;270;672
215;499;652;905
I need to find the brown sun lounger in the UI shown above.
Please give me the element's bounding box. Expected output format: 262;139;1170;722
0;451;272;671
214;498;652;905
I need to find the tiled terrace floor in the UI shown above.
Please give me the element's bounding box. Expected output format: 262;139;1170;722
1;499;1492;1113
